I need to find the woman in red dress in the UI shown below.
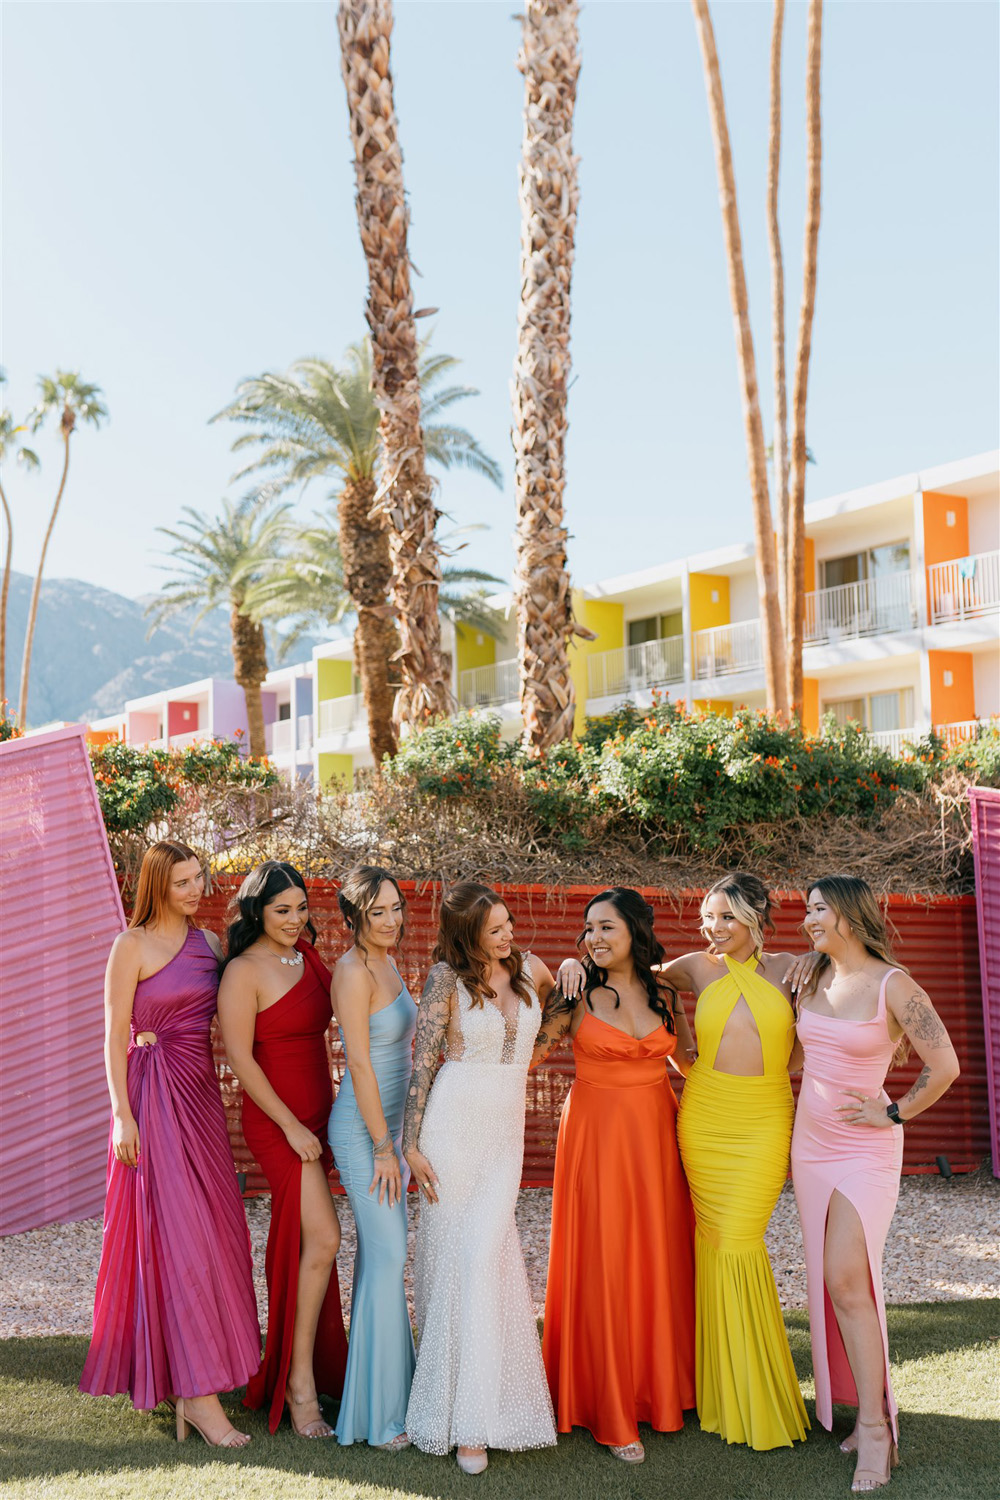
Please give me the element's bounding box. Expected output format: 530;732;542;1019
218;862;347;1436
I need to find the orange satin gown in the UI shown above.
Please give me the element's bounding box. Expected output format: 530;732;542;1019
542;1012;696;1446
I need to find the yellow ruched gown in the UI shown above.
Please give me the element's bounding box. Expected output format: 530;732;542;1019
676;954;809;1450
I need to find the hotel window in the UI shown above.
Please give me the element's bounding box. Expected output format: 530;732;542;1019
278;702;292;721
627;611;683;647
826;688;915;732
820;542;910;590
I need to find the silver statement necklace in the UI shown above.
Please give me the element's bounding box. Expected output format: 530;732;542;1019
266;945;303;967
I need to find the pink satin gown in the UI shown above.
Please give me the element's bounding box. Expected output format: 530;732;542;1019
80;927;260;1408
790;968;904;1443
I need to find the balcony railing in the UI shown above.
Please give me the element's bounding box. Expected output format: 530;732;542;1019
869;727;920;758
805;569;922;645
266;719;293;754
298;713;313;749
169;729;205;750
458;657;520;709
693;619;762;680
587;636;684;700
927;550;1000;625
318;694;365;737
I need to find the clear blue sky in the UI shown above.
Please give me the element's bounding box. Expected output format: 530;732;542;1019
3;0;998;604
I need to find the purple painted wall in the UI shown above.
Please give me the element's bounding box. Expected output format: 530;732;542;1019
0;726;125;1234
209;679;250;744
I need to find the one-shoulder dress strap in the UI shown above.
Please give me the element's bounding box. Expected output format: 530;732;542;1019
876;967;902;1022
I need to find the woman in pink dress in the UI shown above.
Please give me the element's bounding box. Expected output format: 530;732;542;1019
792;875;960;1493
80;841;260;1448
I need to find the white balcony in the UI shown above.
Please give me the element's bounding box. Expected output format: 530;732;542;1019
318;694;365;737
693;619;762;680
805;570;922;644
267;715;315;756
169;729;205;750
927;550;1000;625
869;727;920;757
458;657;520;709
588;636;684;700
297;713;313;749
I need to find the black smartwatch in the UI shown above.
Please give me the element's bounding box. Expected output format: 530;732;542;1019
886;1102;905;1126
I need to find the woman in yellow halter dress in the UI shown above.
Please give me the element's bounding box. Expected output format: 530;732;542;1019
667;873;812;1451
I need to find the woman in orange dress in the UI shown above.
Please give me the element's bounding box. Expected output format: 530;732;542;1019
535;887;696;1464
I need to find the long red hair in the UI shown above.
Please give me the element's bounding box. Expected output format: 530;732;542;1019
128;840;203;930
432;881;533;1008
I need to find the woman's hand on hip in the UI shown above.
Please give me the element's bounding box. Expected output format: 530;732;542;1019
837;1089;894;1128
283;1119;323;1161
404;1148;439;1205
370;1147;403;1208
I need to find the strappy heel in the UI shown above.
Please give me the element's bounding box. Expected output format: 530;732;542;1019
174;1397;250;1448
284;1384;334;1439
851;1418;899;1492
609;1440;645;1463
377;1431;412;1452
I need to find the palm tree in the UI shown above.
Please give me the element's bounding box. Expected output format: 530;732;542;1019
787;0;823;715
691;0;789;718
0;373;40;715
512;0;582;753
147;497;295;759
338;0;450;730
18;371;106;726
767;0;790;640
213;342;502;764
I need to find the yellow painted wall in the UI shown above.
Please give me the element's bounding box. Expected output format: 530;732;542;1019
455;622;497;678
317;657;353;701
317;752;354;789
928;650;975;728
693;700;734;716
569;593;625;734
802;677;820;734
689;573;731;632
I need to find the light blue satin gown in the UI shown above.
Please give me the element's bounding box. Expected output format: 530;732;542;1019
330;979;418;1446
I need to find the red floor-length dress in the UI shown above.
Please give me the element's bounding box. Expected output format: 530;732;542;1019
542;1014;696;1446
240;940;348;1431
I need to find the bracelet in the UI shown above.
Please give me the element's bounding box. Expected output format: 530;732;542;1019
371;1129;393;1155
885;1102;905;1126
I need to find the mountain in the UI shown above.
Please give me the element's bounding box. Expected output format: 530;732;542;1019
1;571;321;727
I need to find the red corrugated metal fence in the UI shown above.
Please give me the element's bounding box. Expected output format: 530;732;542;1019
193;879;989;1191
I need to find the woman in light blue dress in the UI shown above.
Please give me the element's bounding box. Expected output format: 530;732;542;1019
329;865;417;1451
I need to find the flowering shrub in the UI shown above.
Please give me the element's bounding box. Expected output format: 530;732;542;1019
89;739;279;834
0;702;22;741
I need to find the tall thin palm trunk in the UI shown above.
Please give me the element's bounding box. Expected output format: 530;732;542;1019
229;604;269;759
787;0;823;715
338;0;450;731
767;0;790;636
691;0;788;718
0;483;12;711
339;473;398;763
18;419;72;726
512;0;582;751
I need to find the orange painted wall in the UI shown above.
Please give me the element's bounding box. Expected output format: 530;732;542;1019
802;677;820;733
928;650;975;727
804;536;816;591
923;492;969;566
86;727;120;747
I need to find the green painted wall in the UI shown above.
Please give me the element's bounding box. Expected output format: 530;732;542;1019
317;657;353;701
317;751;354;788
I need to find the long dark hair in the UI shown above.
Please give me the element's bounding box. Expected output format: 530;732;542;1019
579;887;677;1032
338;864;406;965
432;881;533;1008
224;861;317;963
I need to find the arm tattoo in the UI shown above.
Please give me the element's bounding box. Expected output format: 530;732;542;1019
901;1064;932;1110
532;988;576;1063
899;991;949;1047
402;962;455;1155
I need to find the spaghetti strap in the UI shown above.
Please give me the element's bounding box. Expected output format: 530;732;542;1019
876;968;901;1022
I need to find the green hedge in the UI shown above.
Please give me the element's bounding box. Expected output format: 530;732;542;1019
89;738;279;833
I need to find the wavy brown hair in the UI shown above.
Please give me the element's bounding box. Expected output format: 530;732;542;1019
431;881;533;1008
579;887;677;1032
338;864;406;965
128;840;203;930
800;874;910;1061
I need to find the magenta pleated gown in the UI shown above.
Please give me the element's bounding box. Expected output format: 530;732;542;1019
80;927;261;1408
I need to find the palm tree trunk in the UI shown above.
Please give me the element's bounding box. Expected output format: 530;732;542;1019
0;480;12;711
18;419;72;727
512;0;582;752
691;0;789;718
767;0;790;637
338;0;450;731
787;0;823;716
230;604;270;760
338;473;398;764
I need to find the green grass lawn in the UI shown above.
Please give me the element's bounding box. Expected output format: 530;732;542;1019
1;1304;997;1500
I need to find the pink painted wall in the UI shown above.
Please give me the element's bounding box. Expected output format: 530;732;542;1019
0;726;125;1234
127;710;161;745
167;700;200;737
970;787;1000;1177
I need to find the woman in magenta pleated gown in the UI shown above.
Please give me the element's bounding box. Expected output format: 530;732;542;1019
80;841;260;1448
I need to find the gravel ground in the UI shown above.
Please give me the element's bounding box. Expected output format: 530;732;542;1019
2;1168;996;1338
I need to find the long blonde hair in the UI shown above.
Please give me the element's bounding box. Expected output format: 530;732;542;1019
129;840;202;930
701;871;774;958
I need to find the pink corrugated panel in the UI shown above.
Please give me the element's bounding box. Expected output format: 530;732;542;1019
0;726;125;1234
969;787;1000;1177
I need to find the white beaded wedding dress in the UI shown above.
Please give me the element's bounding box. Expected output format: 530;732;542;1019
405;970;557;1455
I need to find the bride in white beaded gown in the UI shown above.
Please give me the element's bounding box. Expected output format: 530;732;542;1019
402;882;559;1474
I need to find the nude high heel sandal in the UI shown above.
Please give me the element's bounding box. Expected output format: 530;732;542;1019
851;1418;899;1492
175;1398;250;1448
